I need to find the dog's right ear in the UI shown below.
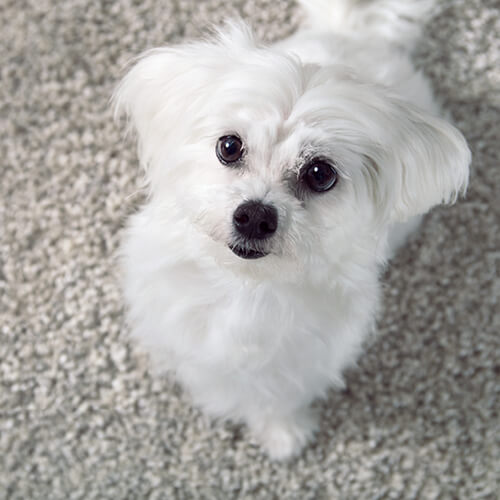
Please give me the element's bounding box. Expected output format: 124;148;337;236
113;22;256;175
113;45;217;173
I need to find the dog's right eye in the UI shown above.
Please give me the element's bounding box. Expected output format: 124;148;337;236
216;135;244;165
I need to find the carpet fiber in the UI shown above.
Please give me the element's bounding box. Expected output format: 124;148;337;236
1;0;499;498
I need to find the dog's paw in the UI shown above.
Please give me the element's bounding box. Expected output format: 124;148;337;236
251;409;318;461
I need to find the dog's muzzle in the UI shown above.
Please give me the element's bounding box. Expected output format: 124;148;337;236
229;200;278;259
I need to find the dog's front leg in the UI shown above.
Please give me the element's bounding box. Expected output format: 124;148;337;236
246;406;318;461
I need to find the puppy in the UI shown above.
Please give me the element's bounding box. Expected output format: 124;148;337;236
114;0;470;460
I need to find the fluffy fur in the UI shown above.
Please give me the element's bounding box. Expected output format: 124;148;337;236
114;0;470;460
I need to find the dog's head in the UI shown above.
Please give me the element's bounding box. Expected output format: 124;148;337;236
114;23;470;280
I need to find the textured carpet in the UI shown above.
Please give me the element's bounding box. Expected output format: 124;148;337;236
1;0;499;498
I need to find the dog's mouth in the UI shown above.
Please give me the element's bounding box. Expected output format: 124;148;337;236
229;244;269;260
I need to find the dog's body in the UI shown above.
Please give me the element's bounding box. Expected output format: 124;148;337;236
115;0;470;460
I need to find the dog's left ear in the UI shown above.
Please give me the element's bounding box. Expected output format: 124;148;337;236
381;100;471;221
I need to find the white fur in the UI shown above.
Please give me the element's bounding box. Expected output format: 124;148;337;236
114;0;470;460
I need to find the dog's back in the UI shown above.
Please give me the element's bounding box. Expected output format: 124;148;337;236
298;0;434;48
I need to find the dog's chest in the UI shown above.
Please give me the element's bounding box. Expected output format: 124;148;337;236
169;275;353;371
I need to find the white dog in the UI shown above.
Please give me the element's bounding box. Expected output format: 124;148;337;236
114;0;470;460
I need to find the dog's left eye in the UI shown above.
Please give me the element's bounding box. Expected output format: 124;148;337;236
216;135;244;165
302;159;338;192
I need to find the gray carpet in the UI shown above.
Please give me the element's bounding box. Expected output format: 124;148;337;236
1;0;499;498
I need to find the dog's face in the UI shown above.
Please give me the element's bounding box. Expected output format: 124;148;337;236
115;23;469;279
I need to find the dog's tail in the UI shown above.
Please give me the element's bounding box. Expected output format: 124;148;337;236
297;0;435;48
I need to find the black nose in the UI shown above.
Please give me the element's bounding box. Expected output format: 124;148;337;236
233;200;278;240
